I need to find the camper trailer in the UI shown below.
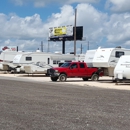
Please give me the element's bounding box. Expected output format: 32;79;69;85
23;62;53;74
84;49;96;67
13;52;76;74
114;55;130;82
0;51;27;71
92;47;130;77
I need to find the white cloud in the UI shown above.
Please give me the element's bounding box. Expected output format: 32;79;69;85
46;5;74;27
0;13;45;39
11;0;99;7
1;3;130;52
106;0;130;13
11;0;26;6
103;13;130;45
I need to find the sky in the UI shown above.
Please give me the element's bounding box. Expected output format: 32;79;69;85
0;0;130;54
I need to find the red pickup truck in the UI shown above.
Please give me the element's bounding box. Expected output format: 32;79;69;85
47;61;103;82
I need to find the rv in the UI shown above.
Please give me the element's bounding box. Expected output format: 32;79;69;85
84;49;96;67
23;62;53;74
75;54;85;62
0;50;27;71
91;47;130;77
13;52;76;73
114;55;130;82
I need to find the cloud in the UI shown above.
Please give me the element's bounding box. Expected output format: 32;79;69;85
11;0;100;7
106;0;130;13
104;13;130;44
1;3;107;52
46;5;74;27
0;13;45;39
1;3;130;52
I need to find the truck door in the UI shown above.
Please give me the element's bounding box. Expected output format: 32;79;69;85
69;63;79;76
79;63;87;76
83;63;97;77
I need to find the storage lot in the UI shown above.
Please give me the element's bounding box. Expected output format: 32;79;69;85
1;73;130;90
0;76;130;130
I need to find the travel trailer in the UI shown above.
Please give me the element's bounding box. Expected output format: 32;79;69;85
24;62;53;74
0;50;27;71
13;52;76;73
114;55;130;82
75;54;85;62
84;49;96;67
91;47;130;77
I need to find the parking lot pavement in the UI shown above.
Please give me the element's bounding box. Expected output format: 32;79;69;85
0;73;130;90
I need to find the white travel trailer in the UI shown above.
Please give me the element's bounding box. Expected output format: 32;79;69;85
114;55;130;81
84;49;96;67
92;47;130;77
0;50;27;71
24;62;53;74
13;52;76;73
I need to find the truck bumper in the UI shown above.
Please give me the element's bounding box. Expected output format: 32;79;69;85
47;69;60;77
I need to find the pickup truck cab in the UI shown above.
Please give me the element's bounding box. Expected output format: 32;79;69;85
47;61;103;82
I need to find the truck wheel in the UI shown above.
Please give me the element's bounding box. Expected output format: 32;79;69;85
91;74;99;81
82;77;88;81
51;77;58;81
59;74;67;82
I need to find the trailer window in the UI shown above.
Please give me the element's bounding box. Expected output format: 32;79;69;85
53;60;60;64
79;63;85;68
115;51;124;58
26;57;32;61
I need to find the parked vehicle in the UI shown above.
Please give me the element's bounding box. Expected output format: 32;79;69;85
47;61;103;82
114;55;130;82
24;62;52;74
0;50;26;71
84;49;96;67
92;46;130;77
13;52;85;74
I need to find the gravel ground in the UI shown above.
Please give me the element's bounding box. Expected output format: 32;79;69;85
0;78;130;130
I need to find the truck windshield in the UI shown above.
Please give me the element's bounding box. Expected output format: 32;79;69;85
60;62;71;67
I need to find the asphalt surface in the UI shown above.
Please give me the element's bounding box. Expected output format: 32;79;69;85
0;78;130;130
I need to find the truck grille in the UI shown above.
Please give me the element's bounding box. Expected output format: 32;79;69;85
47;68;55;75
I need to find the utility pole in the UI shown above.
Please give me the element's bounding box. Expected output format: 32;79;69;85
47;40;49;52
41;41;43;52
88;41;89;50
74;8;77;55
80;44;83;54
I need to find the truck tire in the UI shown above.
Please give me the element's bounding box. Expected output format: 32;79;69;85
82;77;88;81
59;74;67;82
51;77;58;81
91;74;99;81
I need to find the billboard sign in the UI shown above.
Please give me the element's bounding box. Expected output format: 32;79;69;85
49;26;83;41
49;25;73;38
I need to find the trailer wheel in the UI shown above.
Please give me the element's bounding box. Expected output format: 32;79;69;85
59;74;67;82
82;77;88;81
51;77;58;81
91;74;99;81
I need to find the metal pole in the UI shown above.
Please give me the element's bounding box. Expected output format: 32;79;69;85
62;40;65;54
74;8;77;55
48;40;49;52
81;44;82;54
88;41;89;50
41;41;43;52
